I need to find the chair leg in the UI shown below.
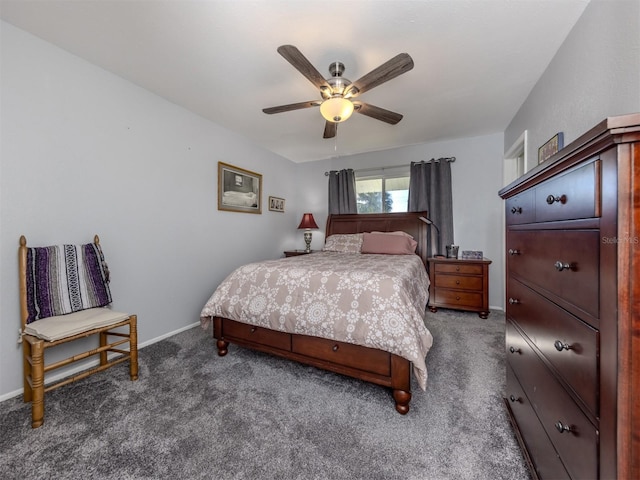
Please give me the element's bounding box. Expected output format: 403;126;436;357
29;340;45;428
129;315;139;381
99;331;108;366
22;339;33;403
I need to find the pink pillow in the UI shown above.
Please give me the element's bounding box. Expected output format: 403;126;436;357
371;230;414;239
361;232;418;255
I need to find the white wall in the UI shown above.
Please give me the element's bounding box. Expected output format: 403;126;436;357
0;22;302;399
296;133;506;311
505;0;640;162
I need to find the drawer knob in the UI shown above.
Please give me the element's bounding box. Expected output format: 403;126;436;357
546;194;567;205
455;280;460;285
554;261;572;271
554;340;573;352
510;206;522;214
332;344;339;352
250;326;257;333
455;296;461;300
555;421;572;434
508;249;521;256
509;395;520;403
509;346;521;354
508;298;520;305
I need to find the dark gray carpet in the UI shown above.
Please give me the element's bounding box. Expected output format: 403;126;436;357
0;309;530;480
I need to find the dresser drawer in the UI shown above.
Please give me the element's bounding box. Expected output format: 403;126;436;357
434;274;483;291
506;365;570;480
507;278;599;414
534;161;599;222
507;229;599;318
506;321;598;480
434;262;483;275
291;335;390;376
506;190;535;225
222;319;291;351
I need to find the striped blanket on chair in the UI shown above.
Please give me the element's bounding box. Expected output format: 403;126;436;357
25;243;112;323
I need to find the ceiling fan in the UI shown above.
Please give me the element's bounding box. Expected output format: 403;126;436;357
262;45;414;139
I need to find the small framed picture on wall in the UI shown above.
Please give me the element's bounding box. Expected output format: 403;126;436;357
268;196;285;212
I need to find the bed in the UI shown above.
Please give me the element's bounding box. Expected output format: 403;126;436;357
200;212;433;414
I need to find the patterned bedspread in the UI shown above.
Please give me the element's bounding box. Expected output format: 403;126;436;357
200;252;433;389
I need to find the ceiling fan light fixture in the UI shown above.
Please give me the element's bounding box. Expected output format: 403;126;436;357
320;97;354;123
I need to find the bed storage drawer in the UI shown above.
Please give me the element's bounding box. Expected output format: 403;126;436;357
506;321;598;480
506;365;570;480
222;320;291;351
507;229;599;317
292;335;391;376
507;278;599;414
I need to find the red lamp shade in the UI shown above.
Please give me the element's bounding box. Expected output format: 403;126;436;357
297;213;319;230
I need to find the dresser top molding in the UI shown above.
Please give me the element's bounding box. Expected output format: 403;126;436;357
500;113;640;199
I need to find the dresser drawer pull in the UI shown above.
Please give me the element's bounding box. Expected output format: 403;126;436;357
508;249;521;256
508;298;520;305
554;340;573;352
554;261;572;271
555;421;572;434
546;194;567;205
509;394;521;403
250;326;257;333
455;280;460;285
332;344;339;352
510;206;522;214
509;346;521;354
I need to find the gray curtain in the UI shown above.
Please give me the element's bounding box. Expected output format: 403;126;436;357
328;169;358;214
408;159;453;256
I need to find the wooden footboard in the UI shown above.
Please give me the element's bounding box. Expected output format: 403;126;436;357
213;316;412;414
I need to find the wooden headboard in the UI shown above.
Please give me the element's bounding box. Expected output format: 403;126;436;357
325;212;429;266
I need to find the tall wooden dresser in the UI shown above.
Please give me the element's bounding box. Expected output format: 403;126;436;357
499;114;639;480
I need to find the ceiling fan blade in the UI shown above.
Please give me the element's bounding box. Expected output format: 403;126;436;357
353;102;403;125
277;45;332;94
262;100;321;114
323;121;337;139
345;53;414;98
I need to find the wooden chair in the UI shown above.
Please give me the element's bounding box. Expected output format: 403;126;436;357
18;235;138;428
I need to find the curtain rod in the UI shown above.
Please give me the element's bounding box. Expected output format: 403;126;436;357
324;157;456;176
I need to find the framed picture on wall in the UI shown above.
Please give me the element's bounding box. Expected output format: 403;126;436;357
218;162;262;214
538;132;564;164
268;196;285;212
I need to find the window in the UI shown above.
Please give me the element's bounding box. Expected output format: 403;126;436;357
355;167;410;213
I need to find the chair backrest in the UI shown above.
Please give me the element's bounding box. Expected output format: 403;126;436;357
19;235;112;330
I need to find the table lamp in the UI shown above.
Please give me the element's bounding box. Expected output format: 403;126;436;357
297;213;319;253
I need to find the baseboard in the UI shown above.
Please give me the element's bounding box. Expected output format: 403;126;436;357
0;321;201;403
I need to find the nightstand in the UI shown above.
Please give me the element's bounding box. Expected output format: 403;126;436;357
284;250;317;257
427;257;492;318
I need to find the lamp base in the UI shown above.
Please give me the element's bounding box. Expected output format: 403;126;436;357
304;231;312;253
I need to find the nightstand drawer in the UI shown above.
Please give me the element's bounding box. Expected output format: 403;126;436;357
434;275;483;291
434;263;483;275
434;289;482;308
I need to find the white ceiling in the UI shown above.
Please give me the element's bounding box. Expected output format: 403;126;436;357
0;0;590;163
